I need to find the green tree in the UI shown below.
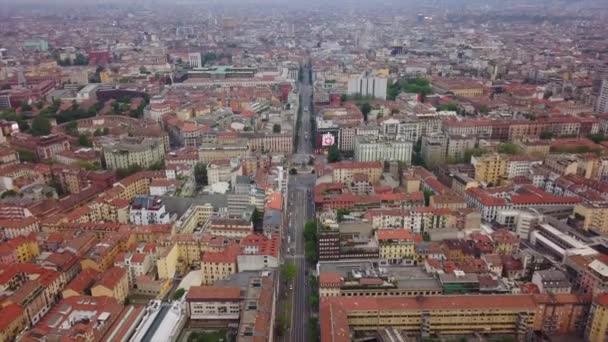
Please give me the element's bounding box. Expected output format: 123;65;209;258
337;208;350;222
496;143;520;155
276;313;288;336
252;207;263;225
463;147;487;162
20;103;32;111
273;124;281;133
327;145;340;163
65;121;78;136
172;288;185;300
281;262;296;283
308;317;320;342
423;189;434;206
78;134;92;147
30;116;52;136
439;103;458;111
359;102;372;121
289;168;298;175
74;54;88;65
17;149;36;162
303;220;319;264
1;190;18;198
308;294;319;307
587;133;607;144
139;66;149;74
116;165;143;178
540;131;555;140
194;163;208;186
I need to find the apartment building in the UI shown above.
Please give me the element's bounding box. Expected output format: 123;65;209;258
186;286;242;322
472;153;508;186
331;161;383;183
354;136;412;163
585;294;608;342
91;266;129;304
320;295;536;341
103;137;165;170
376;229;421;264
129;196;171;225
573;202;608;235
347;73;388;100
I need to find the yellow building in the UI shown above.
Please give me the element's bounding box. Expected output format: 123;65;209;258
103;137;165;170
403;176;421;194
91;267;129;304
321;295;536;341
175;204;214;233
157;243;180;279
201;244;239;285
0;235;40;263
0;304;28;342
93;198;130;224
573;203;608;234
375;229;420;263
585;294;608;342
198;144;248;163
332;161;383;184
544;155;579;177
516;139;551;158
472;153;508;186
80;237;124;273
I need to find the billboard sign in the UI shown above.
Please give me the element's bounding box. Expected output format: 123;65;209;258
321;133;335;147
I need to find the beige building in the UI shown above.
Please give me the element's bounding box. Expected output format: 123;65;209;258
201;244;239;285
516;139;551;158
248;133;293;153
472;153;508;186
332;161;383;183
376;229;420;264
586;294;608;342
91;267;129;304
573;203;608;235
199;143;249;163
186;286;242;321
157;243;180;279
103;137;165;170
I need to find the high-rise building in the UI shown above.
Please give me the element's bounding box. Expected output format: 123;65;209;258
188;52;202;68
347;73;387;100
596;79;608;113
585;294;608;342
354;136;412;163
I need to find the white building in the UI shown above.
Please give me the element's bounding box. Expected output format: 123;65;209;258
347;73;388;100
188;52;202;68
114;252;153;288
595;79;608;113
186;286;242;321
354;136;412;164
532;269;572;294
129;196;171;225
496;209;542;239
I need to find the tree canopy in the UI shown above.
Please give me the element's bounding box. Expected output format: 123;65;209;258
30;116;52;136
194;163;208;186
281;262;296;283
496;143;520;155
327;145;340;163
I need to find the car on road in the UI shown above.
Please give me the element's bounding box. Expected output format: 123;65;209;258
289;284;293;290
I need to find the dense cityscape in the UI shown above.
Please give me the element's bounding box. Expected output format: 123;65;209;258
1;0;608;341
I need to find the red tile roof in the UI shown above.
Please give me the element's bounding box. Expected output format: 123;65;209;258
186;286;242;301
376;229;422;242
